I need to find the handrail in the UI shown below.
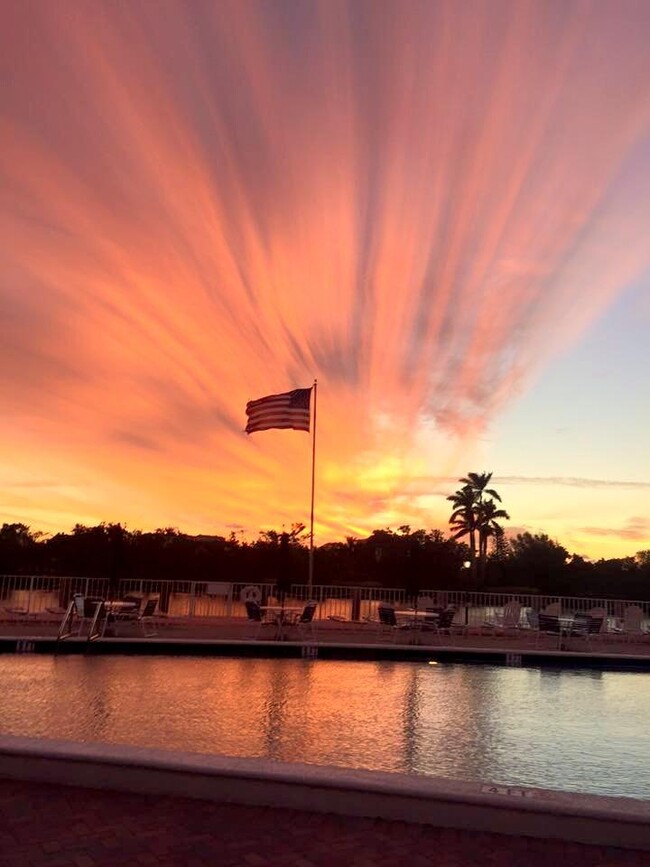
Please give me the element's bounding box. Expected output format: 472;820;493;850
56;597;106;642
56;600;76;642
4;574;650;624
87;600;107;642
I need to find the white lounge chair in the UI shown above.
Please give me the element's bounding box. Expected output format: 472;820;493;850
616;605;647;642
484;600;521;636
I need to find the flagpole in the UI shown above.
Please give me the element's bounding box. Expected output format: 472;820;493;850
308;379;317;595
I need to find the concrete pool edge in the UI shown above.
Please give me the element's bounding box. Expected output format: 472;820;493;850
0;735;648;851
2;635;650;671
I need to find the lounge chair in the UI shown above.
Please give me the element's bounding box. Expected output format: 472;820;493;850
483;600;521;636
1;590;42;620
2;604;29;617
615;605;647;642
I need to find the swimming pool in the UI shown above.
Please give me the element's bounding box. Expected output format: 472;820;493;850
1;656;648;799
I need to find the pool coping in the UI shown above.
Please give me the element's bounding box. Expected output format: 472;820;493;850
0;735;648;851
2;635;650;670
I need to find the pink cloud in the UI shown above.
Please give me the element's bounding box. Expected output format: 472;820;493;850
1;2;649;549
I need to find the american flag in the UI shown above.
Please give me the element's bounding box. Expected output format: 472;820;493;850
245;387;312;434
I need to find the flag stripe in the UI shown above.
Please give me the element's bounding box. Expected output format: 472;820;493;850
246;411;310;428
246;415;310;427
245;387;312;434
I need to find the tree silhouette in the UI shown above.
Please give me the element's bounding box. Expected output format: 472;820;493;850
447;472;508;587
1;515;647;601
447;486;478;574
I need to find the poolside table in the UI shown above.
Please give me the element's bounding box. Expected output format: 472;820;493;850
106;600;139;614
395;610;440;625
540;615;575;651
102;600;139;636
394;610;440;644
260;606;303;640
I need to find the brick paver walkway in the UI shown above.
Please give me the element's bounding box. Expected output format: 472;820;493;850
0;780;646;866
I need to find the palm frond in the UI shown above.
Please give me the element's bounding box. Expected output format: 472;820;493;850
484;488;502;502
450;527;470;540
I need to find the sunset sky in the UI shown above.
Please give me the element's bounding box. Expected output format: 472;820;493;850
1;0;649;560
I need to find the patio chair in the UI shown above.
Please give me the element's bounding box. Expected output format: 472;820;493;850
292;601;318;641
244;600;277;639
524;609;539;642
73;594;104;635
111;596;144;627
137;599;159;637
122;594;144;613
568;613;604;647
377;605;413;642
421;607;458;643
535;613;563;648
112;598;158;637
587;607;608;633
450;605;470;637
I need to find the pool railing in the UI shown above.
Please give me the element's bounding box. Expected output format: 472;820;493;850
1;574;649;632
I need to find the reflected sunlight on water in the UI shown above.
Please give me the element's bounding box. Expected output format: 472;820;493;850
1;656;648;799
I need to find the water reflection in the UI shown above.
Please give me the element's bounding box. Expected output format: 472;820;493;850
0;656;648;799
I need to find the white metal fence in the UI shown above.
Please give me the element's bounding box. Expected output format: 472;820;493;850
1;574;649;626
0;575;109;615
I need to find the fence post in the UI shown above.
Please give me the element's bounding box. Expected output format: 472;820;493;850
351;589;361;622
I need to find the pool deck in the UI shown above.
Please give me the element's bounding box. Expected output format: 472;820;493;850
1;736;649;863
2;777;648;867
1;615;649;668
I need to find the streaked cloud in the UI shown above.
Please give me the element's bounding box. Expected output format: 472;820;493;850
1;1;650;554
579;518;650;542
497;477;650;491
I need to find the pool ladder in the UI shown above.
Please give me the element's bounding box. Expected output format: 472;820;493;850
56;597;108;645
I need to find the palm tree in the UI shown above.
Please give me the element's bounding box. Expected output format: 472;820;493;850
459;472;502;506
447;472;509;587
447;485;478;578
476;499;510;583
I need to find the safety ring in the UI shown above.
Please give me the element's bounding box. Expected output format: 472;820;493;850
240;585;262;603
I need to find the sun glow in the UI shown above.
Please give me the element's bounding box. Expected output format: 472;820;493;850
1;2;649;556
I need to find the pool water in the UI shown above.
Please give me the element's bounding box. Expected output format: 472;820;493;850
1;656;648;799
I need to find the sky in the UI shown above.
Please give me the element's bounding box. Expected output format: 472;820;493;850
1;0;649;560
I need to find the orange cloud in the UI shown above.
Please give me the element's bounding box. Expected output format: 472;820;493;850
1;2;649;553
